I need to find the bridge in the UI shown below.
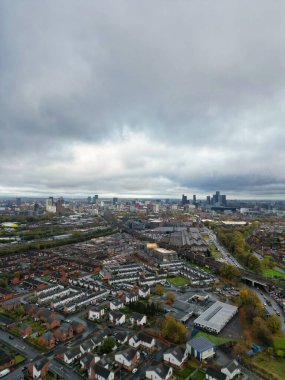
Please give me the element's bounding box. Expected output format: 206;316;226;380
177;247;285;292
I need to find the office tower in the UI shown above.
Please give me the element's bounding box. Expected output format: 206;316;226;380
46;196;54;207
87;196;92;204
113;197;118;205
193;195;197;204
221;195;227;206
16;198;21;206
93;194;99;203
181;194;188;206
206;196;211;205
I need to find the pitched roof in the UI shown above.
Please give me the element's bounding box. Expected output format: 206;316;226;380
34;358;49;371
118;347;137;361
93;363;112;379
165;346;186;362
147;363;170;379
206;367;227;380
138;331;154;344
0;349;13;366
131;312;145;321
187;336;215;352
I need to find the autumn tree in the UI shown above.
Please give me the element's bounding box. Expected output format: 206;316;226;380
219;264;240;280
247;254;261;272
252;316;273;345
161;315;187;343
154;284;164;296
165;292;176;304
266;314;281;335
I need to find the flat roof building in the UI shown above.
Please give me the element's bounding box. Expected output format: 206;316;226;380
194;301;238;334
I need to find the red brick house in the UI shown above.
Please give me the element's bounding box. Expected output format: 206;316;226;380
39;332;56;349
0;349;15;371
2;298;21;311
28;358;49;379
54;323;73;342
72;321;85;334
20;324;32;337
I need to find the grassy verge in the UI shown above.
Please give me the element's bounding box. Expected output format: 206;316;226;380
195;331;238;345
15;354;25;364
261;268;285;279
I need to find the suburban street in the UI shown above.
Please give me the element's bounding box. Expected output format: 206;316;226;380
206;228;244;269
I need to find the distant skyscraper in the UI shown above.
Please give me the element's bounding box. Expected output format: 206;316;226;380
87;196;92;204
113;197;118;205
46;196;54;207
193;195;196;204
221;195;227;206
181;194;188;206
206;196;211;205
93;194;99;203
16;197;21;206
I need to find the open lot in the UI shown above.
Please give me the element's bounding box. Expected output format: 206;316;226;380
167;276;189;286
251;351;285;380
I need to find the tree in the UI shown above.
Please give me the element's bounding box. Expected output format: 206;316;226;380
166;292;176;304
219;264;240;280
161;315;187;343
154;284;164;296
0;278;8;288
247;254;261;272
15;304;25;318
100;337;116;354
252;316;273;346
266;314;281;334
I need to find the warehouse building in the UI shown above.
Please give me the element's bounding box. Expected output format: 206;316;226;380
194;301;238;334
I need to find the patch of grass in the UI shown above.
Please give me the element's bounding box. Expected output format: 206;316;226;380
192;370;205;380
208;243;222;259
15;354;25;364
273;338;285;350
251;351;285;380
261;269;285;278
187;359;200;369
167;276;189;286
195;331;238;345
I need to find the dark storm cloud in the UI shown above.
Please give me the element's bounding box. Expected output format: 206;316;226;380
1;0;285;197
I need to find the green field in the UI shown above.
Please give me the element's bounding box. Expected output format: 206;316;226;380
195;331;237;345
261;268;285;278
167;276;189;286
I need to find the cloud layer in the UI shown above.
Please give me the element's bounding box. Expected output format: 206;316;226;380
1;0;285;198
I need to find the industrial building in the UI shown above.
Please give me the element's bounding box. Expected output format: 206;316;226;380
194;301;238;334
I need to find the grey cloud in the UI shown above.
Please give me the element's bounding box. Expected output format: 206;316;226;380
1;0;285;197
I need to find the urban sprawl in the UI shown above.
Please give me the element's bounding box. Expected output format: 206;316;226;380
0;193;285;380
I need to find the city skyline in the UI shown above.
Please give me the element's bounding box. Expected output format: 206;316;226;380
1;1;285;199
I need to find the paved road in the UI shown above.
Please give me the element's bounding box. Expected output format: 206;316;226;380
0;327;83;380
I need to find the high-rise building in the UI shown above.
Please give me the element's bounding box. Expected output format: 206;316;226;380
93;195;99;203
113;197;118;205
193;195;197;204
221;195;227;206
206;196;211;205
181;194;188;206
16;198;21;206
46;197;54;207
87;196;92;204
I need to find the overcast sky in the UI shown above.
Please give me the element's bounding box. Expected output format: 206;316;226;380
1;1;285;199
